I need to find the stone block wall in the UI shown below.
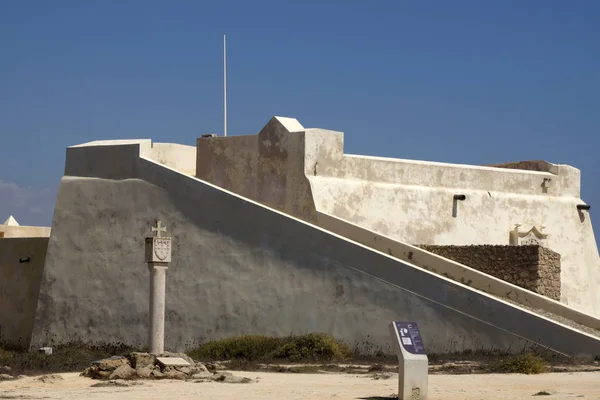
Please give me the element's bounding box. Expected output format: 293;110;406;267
418;245;561;301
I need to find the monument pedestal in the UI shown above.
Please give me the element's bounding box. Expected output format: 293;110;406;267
389;321;429;400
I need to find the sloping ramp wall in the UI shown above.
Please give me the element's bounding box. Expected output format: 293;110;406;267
317;212;600;332
30;140;600;358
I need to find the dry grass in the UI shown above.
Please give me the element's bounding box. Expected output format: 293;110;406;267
489;353;548;374
0;342;137;375
187;333;352;364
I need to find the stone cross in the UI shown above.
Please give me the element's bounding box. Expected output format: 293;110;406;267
145;220;172;355
152;220;167;238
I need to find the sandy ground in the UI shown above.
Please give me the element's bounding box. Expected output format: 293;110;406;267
1;371;599;400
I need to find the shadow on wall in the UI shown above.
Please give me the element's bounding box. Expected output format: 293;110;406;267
140;157;600;356
0;238;48;348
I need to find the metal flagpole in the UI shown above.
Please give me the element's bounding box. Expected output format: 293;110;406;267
223;34;227;137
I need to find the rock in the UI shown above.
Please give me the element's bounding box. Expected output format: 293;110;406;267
17;375;28;379
97;370;111;380
0;366;12;372
204;362;218;372
130;352;155;369
83;364;113;380
98;356;129;371
534;389;558;396
161;352;195;366
192;363;210;375
136;365;154;379
371;373;394;380
176;366;192;375
222;375;253;384
91;379;143;388
36;374;64;383
108;364;137;380
151;369;164;379
213;372;253;384
191;372;214;380
0;374;14;381
82;365;98;378
162;368;187;380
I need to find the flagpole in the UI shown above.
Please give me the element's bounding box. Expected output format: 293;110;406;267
223;34;227;137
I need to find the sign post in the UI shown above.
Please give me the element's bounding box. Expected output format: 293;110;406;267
145;220;172;355
389;321;428;400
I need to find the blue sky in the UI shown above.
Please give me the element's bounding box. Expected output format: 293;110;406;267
1;1;599;234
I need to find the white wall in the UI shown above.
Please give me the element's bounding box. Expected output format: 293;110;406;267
149;143;196;175
196;117;600;318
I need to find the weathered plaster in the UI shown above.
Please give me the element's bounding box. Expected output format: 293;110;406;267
195;117;600;318
28;141;600;359
149;143;196;175
197;117;317;221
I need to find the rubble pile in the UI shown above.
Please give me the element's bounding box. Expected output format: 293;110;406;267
82;352;252;383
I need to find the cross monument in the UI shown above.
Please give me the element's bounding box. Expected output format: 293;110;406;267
145;220;172;355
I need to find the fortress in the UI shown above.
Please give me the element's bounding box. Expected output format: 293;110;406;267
2;116;600;358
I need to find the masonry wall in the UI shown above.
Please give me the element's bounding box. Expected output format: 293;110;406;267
195;117;600;319
418;245;561;300
0;238;48;347
28;140;600;359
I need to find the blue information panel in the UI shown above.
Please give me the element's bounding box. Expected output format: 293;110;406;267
394;321;426;355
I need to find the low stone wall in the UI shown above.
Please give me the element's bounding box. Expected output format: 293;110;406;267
418;245;561;301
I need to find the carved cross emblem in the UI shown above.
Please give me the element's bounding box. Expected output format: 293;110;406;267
152;220;167;238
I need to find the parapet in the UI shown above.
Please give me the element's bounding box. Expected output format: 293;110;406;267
196;116;582;199
487;160;559;174
65;139;196;179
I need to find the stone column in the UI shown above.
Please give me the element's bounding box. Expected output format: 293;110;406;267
145;220;172;355
148;263;168;354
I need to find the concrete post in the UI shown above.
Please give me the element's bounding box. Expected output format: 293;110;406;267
389;321;429;400
145;220;172;355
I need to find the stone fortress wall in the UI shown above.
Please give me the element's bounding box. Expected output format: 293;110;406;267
26;138;600;358
417;245;561;300
196;117;600;319
3;117;600;359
